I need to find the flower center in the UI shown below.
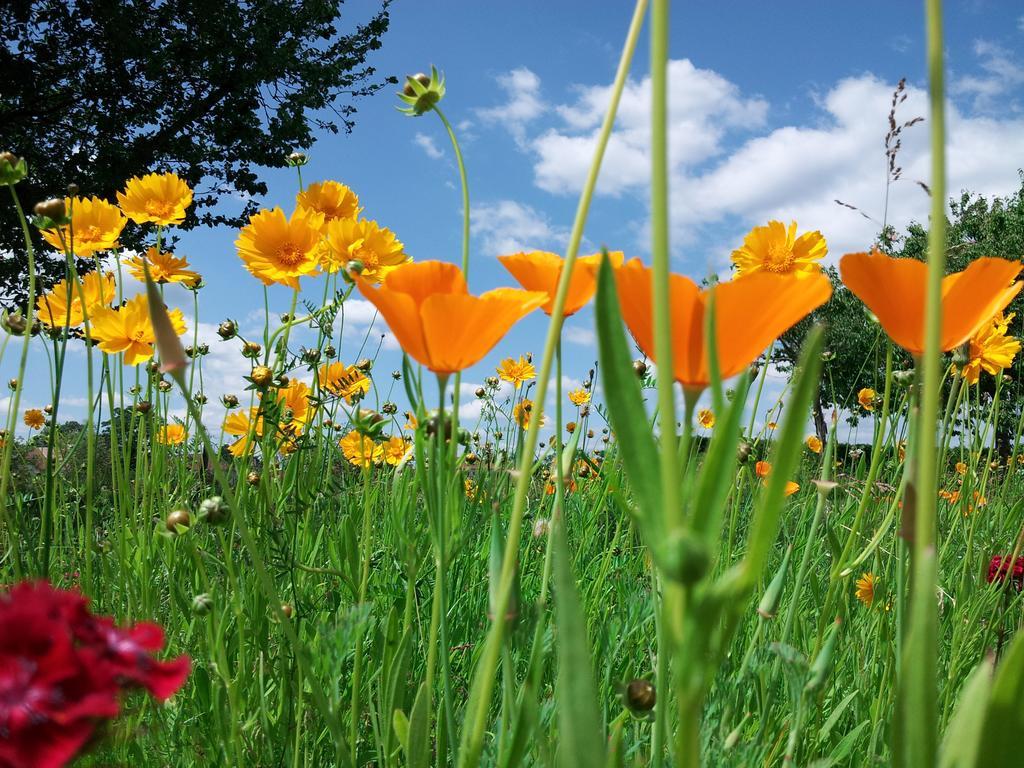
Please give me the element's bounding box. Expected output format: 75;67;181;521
144;200;175;219
763;243;795;273
81;225;102;243
276;242;307;267
352;245;380;269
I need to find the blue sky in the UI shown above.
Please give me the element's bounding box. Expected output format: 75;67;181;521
6;0;1024;437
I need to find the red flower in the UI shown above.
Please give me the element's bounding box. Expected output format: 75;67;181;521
0;581;189;768
987;555;1024;590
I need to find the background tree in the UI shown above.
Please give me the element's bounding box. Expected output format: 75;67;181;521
1;0;395;309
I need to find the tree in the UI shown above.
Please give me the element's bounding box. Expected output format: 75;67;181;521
1;0;395;309
778;173;1024;444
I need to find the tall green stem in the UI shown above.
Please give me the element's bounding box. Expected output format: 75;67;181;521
455;3;648;765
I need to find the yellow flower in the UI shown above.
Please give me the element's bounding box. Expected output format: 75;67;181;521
235;207;324;289
955;461;967;475
269;379;314;436
323;218;409;283
858;387;876;412
40;196;126;257
512;399;534;429
36;271;117;329
157;423;187;445
766;421;778;431
340;430;382;468
497;355;536;389
784;481;800;497
697;408;715;429
755;460;771;478
855;572;876;607
404;411;419;431
318;362;370;404
961;311;1020;385
805;435;823;454
126;247;201;288
383;436;412;466
23;409;45;429
223;408;263;457
464;478;478;501
568;388;591;406
89;293;187;366
731;220;827;278
296;180;360;226
117;172;193;226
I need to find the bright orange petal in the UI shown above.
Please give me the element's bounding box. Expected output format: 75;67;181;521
419;288;546;374
840;251;927;353
712;271;832;382
940;257;1022;351
498;252;562;313
381;261;467;309
356;280;431;368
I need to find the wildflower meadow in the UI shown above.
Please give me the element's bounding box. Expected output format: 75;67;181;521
2;1;1024;766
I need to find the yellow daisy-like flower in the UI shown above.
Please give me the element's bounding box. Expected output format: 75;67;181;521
296;180;360;226
23;409;45;430
36;271;117;329
117;172;193;226
157;423;187;445
339;430;383;468
961;312;1021;385
731;220;827;279
383;435;412;466
512;399;534;429
89;293;187;366
805;435;823;454
858;387;876;412
223;408;263;457
126;247;201;288
236;207;325;289
497;355;536;389
318;362;370;404
323;217;409;283
855;572;876;607
955;461;967;475
269;379;314;436
39;196;126;257
568;388;591;406
697;408;715;429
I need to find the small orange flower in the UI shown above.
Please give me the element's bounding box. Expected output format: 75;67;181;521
296;180;360;225
855;573;876;607
613;259;831;391
496;355;535;389
117;172;193;226
839;251;1022;356
857;387;876;412
157;423;187;445
355;261;546;375
805;435;823;454
499;250;624;316
235;207;324;289
755;460;771;478
568;388;591;406
512;399;534;429
23;409;45;430
126;247;201;288
955;461;967;475
383;435;412;466
784;481;800;497
697;408;715;429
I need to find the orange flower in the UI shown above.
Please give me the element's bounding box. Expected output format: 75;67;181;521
838;251;1022;355
499;250;624;316
613;258;832;391
754;460;771;478
355;261;547;375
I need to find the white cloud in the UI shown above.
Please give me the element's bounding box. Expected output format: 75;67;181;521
952;40;1024;112
413;132;444;160
530;59;768;196
476;67;546;144
470;199;569;257
563;323;596;347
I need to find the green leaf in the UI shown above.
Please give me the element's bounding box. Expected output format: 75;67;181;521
939;658;993;768
552;514;606;768
978;626;1024;762
594;250;662;532
404;681;431;768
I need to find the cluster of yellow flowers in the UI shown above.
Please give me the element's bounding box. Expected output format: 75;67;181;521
339;431;411;469
235;180;409;289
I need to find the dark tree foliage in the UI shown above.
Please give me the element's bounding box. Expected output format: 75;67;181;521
1;0;394;308
778;173;1024;443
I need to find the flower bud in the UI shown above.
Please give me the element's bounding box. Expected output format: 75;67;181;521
246;471;261;486
135;400;152;414
0;152;27;185
346;259;365;275
301;347;320;365
217;320;237;340
324;345;337;359
66;183;79;196
624;679;656;713
43;404;53;415
165;508;191;533
193;393;207;405
465;452;478;465
33;197;67;224
157;380;172;393
398;69;445;116
757;545;793;619
736;441;752;464
475;387;486;398
402;72;431;97
199;496;230;525
242;341;262;358
285;151;308;167
356;358;372;372
8;378;17;391
1;310;28;336
191;593;214;615
250;365;273;387
382;401;397;415
633;359;648;377
532;517;549;538
280;603;294;619
392;370;401;380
